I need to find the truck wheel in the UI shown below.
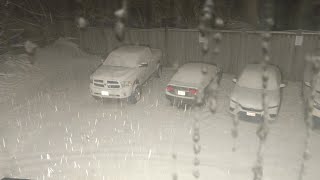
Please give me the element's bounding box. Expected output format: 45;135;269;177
92;95;102;101
129;86;142;104
155;65;162;78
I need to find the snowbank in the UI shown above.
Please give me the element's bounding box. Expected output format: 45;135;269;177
0;53;39;103
0;37;98;105
51;37;87;57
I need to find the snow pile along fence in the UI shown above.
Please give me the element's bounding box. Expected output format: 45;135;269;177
0;53;39;103
52;38;88;57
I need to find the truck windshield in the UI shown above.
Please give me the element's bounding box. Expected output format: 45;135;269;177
103;53;141;68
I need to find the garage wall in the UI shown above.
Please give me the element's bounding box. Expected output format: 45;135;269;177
79;27;320;81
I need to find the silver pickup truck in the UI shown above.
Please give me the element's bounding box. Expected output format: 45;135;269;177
89;45;162;104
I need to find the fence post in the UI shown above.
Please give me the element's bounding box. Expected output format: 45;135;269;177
164;25;168;66
292;30;303;81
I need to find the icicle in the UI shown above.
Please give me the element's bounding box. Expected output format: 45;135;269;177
47;168;51;177
2;138;5;148
148;149;152;160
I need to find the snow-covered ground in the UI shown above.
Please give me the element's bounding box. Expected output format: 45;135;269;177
0;40;319;180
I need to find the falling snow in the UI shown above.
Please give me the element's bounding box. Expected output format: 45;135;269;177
0;37;319;180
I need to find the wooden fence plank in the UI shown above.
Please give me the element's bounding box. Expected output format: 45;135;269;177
79;27;320;81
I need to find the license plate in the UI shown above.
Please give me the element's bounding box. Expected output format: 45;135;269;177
177;90;186;96
101;91;109;96
246;112;256;117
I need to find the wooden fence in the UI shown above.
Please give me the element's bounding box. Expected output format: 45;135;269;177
79;27;320;81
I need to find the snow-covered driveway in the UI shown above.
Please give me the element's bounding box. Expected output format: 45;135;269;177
0;41;319;180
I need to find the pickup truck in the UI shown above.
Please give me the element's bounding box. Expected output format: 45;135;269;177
89;45;162;104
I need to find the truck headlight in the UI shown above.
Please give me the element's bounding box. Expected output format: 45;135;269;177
121;81;132;87
268;105;278;112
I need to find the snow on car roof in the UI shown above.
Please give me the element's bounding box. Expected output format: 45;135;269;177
103;46;150;68
238;63;281;90
170;62;218;86
113;45;149;54
179;62;217;71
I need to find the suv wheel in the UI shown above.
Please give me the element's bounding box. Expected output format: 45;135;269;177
129;86;142;104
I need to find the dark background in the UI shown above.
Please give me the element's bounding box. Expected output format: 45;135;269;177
1;0;320;31
1;0;319;54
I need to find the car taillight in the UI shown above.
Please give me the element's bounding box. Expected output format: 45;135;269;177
166;85;174;92
189;88;198;95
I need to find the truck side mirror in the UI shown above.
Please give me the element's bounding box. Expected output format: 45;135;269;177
232;78;237;83
139;62;148;67
304;81;311;87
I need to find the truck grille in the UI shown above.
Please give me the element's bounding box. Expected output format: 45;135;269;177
93;79;104;87
94;79;103;83
106;81;120;88
93;79;121;88
94;83;104;87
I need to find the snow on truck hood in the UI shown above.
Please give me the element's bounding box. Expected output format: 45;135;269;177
231;85;280;110
169;63;218;88
92;65;136;81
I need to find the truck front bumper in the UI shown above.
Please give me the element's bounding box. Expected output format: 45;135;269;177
90;84;132;99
